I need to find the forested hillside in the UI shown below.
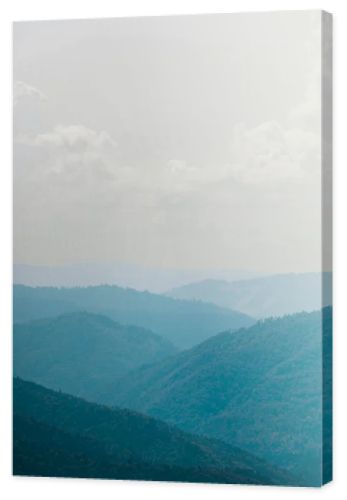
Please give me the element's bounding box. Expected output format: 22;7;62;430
13;378;293;485
13;312;176;402
13;285;254;348
110;308;332;485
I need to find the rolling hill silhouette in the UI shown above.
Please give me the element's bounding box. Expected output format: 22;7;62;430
110;308;332;486
13;284;254;348
13;312;176;403
13;378;294;485
166;273;332;318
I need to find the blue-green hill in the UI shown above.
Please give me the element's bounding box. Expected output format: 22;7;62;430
13;284;254;348
13;378;293;485
110;308;332;486
14;311;176;403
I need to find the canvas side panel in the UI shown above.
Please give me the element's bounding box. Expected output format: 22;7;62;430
321;10;333;486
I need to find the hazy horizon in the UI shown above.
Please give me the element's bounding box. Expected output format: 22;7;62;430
14;261;263;289
13;261;330;294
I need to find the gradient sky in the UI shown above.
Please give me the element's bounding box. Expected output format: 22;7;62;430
13;11;323;274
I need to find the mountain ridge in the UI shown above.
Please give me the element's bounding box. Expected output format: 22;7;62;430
109;308;332;485
13;284;254;348
13;377;294;485
166;272;332;318
13;311;177;403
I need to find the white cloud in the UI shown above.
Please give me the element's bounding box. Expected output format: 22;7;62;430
161;119;320;190
29;125;117;150
13;81;47;105
227;121;320;185
14;117;320;210
16;124;118;180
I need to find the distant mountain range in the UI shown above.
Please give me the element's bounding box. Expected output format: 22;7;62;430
12;280;332;486
13;312;177;403
110;308;332;485
13;378;294;485
166;272;332;318
13;284;254;349
14;263;261;293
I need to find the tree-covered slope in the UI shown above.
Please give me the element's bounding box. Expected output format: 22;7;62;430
13;312;176;403
111;308;332;486
166;273;332;318
13;284;254;348
13;378;293;485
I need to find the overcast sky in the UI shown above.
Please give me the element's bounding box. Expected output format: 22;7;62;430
13;11;323;275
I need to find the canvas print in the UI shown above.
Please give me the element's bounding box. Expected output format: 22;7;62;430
13;11;332;487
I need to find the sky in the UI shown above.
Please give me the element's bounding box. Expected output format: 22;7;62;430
13;11;324;276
